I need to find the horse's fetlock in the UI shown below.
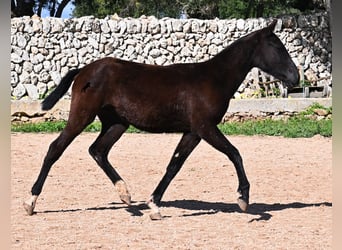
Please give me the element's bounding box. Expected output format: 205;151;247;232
238;183;250;192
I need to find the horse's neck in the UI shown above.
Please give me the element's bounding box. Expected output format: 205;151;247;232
209;37;256;96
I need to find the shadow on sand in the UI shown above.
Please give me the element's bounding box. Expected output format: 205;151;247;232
160;200;332;222
37;199;332;222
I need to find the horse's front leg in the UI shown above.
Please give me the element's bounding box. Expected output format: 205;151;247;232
197;125;250;212
147;132;201;220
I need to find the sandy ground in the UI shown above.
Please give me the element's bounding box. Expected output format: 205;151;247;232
11;132;332;249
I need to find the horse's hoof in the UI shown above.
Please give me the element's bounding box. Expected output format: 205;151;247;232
23;201;35;216
120;194;132;206
146;196;162;220
115;180;131;206
149;212;163;220
237;198;248;212
23;195;38;216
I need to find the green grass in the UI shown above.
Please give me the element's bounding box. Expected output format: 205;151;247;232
299;102;332;116
218;116;331;138
11;121;142;133
11;103;332;137
11;116;331;138
11;121;68;133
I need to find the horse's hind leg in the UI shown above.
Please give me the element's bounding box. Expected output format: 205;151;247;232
197;125;250;212
88;110;131;205
147;132;201;219
23;114;95;215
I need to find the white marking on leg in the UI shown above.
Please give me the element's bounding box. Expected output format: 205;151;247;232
147;196;162;220
115;180;131;205
174;152;180;158
23;195;38;215
147;198;160;214
237;198;248;212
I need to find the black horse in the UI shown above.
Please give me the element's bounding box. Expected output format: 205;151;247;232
23;19;299;219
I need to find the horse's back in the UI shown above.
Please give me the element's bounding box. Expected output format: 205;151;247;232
70;57;195;132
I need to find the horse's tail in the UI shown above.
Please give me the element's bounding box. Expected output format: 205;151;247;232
41;68;81;111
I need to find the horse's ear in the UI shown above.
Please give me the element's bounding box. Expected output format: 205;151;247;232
267;19;278;32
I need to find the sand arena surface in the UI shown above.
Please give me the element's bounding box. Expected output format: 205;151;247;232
11;132;332;249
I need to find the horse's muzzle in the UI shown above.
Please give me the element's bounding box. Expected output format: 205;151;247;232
283;68;300;90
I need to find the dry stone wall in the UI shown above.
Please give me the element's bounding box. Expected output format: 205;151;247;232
11;12;332;100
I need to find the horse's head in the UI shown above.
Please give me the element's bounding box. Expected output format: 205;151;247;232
252;20;299;89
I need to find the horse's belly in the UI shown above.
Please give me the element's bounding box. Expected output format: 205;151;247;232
132;115;190;133
123;108;190;133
